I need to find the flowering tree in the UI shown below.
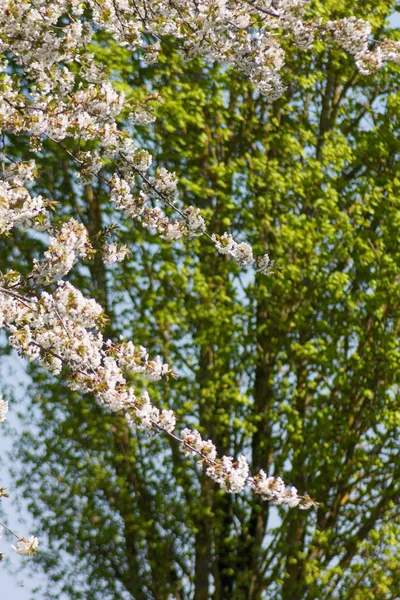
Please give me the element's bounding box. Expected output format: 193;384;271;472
1;0;400;597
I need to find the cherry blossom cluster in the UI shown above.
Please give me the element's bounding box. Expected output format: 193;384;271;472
0;278;317;509
89;0;400;96
11;536;39;556
325;17;400;75
180;428;314;507
102;242;130;264
32;219;92;284
212;232;274;273
0;279;175;410
1;1;398;273
249;471;315;509
111;340;172;381
0;524;39;558
0;394;8;422
0;161;51;234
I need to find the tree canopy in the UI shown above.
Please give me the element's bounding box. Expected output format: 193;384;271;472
0;1;400;599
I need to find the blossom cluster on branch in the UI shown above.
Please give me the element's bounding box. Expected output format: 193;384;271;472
0;0;398;559
0;277;315;510
1;1;399;270
0;523;39;559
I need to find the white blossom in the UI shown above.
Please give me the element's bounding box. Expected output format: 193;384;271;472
255;253;274;275
146;356;171;381
212;233;254;266
185;206;206;236
181;428;217;462
0;396;8;423
158;410;176;433
130;109;157;126
11;536;39;556
160;221;185;241
134;391;160;429
155;167;178;195
32;219;91;283
0;180;50;234
233;242;254;267
103;243;130;264
212;232;237;255
207;455;250;493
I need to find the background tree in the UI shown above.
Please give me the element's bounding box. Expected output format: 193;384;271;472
1;0;400;599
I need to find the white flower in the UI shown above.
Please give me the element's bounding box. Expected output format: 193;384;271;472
185;206;206;236
103;243;130;264
255;253;274;275
212;232;237;255
284;486;301;508
181;428;217;461
134;391;160;429
212;233;254;266
147;356;170;381
160;221;184;241
0;397;8;423
130;109;156;125
11;536;39;556
32;219;91;283
158;409;176;433
156;167;178;195
207;454;249;493
232;242;254;267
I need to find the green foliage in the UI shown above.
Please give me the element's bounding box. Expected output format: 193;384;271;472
1;0;400;598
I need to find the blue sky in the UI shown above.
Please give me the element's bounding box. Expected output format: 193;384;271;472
0;357;41;599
